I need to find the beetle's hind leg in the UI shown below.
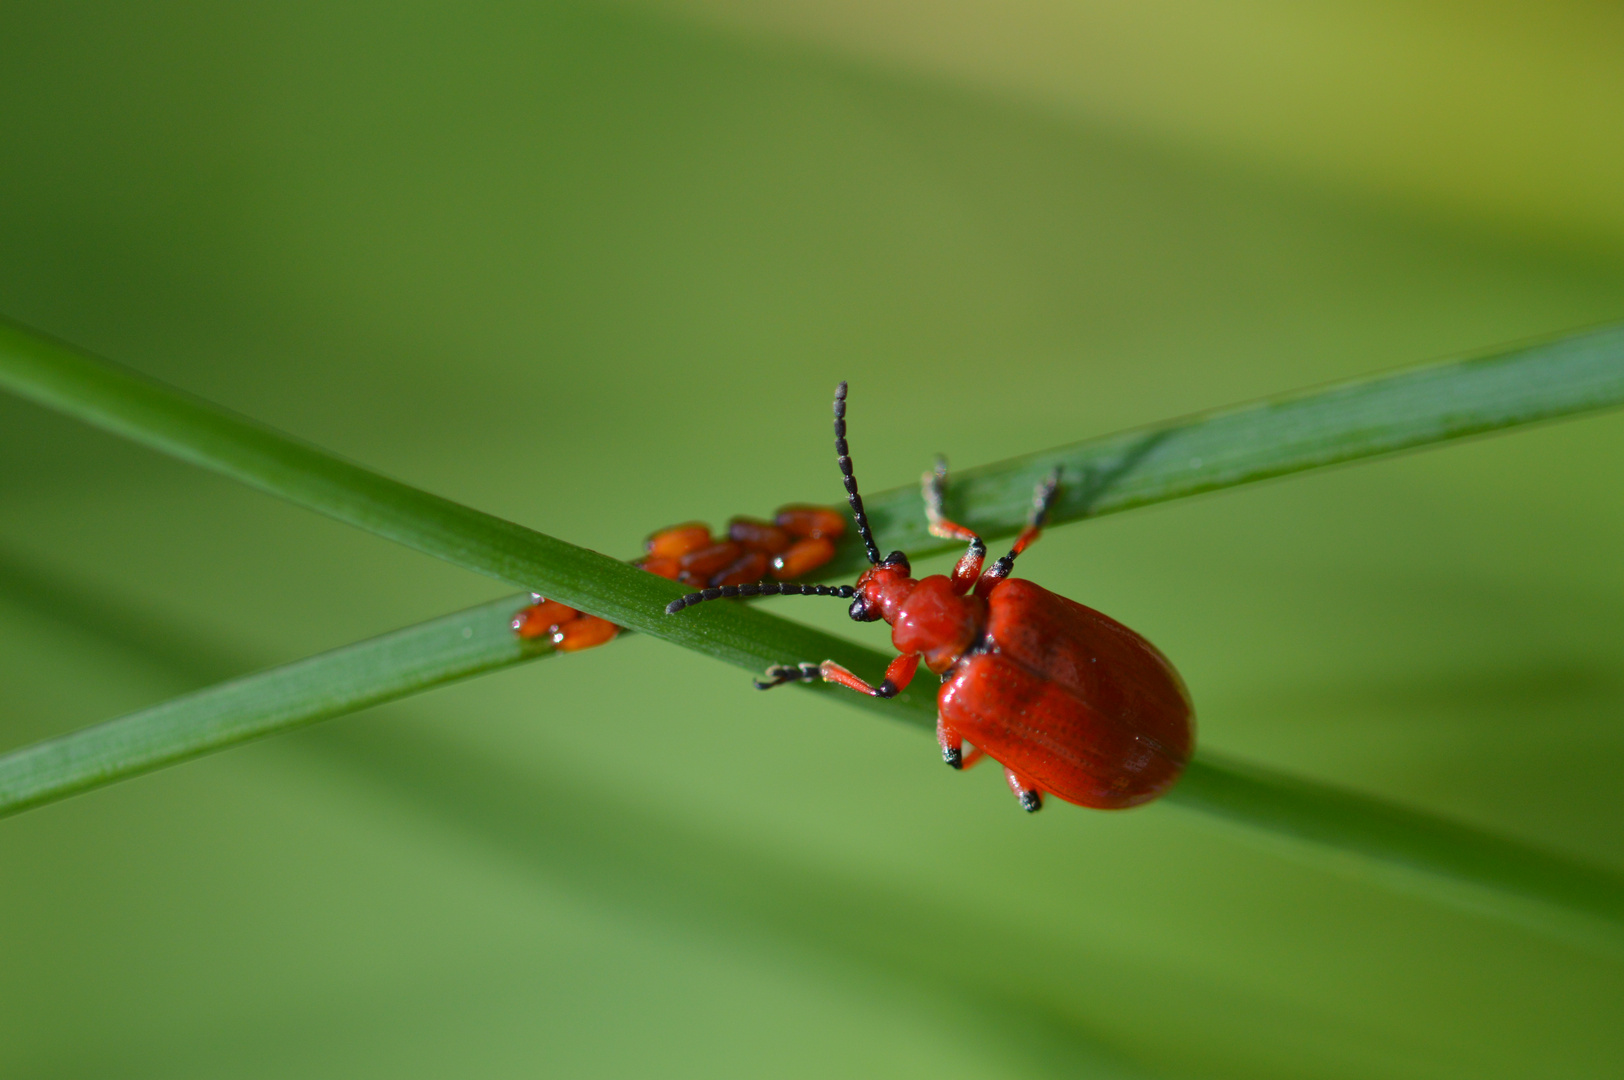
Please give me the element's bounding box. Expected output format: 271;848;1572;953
978;467;1062;593
923;456;986;593
1003;767;1045;813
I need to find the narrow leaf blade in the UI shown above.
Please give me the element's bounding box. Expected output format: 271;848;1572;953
822;323;1624;576
1168;754;1624;949
5;315;1624;946
0;596;553;815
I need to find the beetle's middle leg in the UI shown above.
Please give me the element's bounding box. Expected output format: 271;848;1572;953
923;455;985;594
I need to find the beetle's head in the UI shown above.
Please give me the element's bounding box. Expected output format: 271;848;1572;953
849;550;914;623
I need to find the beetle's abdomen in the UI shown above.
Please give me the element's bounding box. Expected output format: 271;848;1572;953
937;579;1193;809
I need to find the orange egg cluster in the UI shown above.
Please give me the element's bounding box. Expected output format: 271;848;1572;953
512;504;847;651
638;504;847;588
509;596;620;652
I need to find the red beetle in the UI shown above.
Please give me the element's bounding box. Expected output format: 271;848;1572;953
667;382;1194;812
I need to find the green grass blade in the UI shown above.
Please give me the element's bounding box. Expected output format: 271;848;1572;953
819;321;1624;577
0;318;900;677
5;315;1624;945
5;584;1622;950
0;578;933;818
0;318;666;622
0;595;551;816
1171;755;1624;949
8;317;1624;593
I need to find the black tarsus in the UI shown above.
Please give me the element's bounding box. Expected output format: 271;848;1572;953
665;581;856;615
834;381;882;566
1028;466;1062;530
754;662;820;690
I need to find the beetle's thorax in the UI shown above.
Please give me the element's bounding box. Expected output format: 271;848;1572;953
855;568;989;675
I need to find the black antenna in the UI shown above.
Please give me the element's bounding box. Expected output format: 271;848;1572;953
666;582;856;615
834;381;881;565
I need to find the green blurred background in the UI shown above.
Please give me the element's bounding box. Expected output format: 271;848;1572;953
2;2;1623;1076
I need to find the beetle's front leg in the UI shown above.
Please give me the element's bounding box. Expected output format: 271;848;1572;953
753;662;821;689
820;653;920;698
755;653;920;698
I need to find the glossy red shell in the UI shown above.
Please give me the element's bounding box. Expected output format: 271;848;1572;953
937;578;1193;809
891;575;986;674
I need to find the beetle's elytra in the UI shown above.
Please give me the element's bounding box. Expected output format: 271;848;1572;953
666;382;1195;812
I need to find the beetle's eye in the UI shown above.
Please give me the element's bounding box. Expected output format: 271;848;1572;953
848;596;879;622
882;550;911;574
